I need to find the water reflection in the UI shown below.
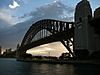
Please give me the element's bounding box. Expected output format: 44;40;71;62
31;63;76;75
0;58;100;75
74;64;100;75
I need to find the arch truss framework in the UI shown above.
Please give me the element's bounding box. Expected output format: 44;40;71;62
18;19;75;57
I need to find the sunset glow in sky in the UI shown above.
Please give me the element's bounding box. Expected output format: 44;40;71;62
0;0;100;56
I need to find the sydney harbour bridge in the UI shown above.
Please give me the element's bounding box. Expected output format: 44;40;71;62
17;0;100;58
17;19;75;57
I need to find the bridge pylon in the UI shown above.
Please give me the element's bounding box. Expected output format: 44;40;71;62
74;0;95;54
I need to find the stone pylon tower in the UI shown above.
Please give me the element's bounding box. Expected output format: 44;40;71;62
74;0;95;52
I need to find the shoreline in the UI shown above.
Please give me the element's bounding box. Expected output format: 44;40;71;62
17;58;100;65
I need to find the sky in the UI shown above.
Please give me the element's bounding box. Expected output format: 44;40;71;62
0;0;99;25
0;0;100;57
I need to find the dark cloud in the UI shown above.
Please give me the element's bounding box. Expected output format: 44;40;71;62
0;19;8;29
19;1;74;21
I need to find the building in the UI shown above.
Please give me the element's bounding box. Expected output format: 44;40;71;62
94;7;100;18
92;7;100;51
74;0;95;53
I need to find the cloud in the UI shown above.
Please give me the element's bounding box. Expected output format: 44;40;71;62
0;8;15;25
19;1;74;21
53;0;62;3
0;18;9;28
9;0;20;9
27;42;67;57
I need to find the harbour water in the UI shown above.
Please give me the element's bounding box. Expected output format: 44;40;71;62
0;58;100;75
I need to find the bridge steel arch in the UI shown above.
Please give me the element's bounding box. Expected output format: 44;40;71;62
17;19;74;57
